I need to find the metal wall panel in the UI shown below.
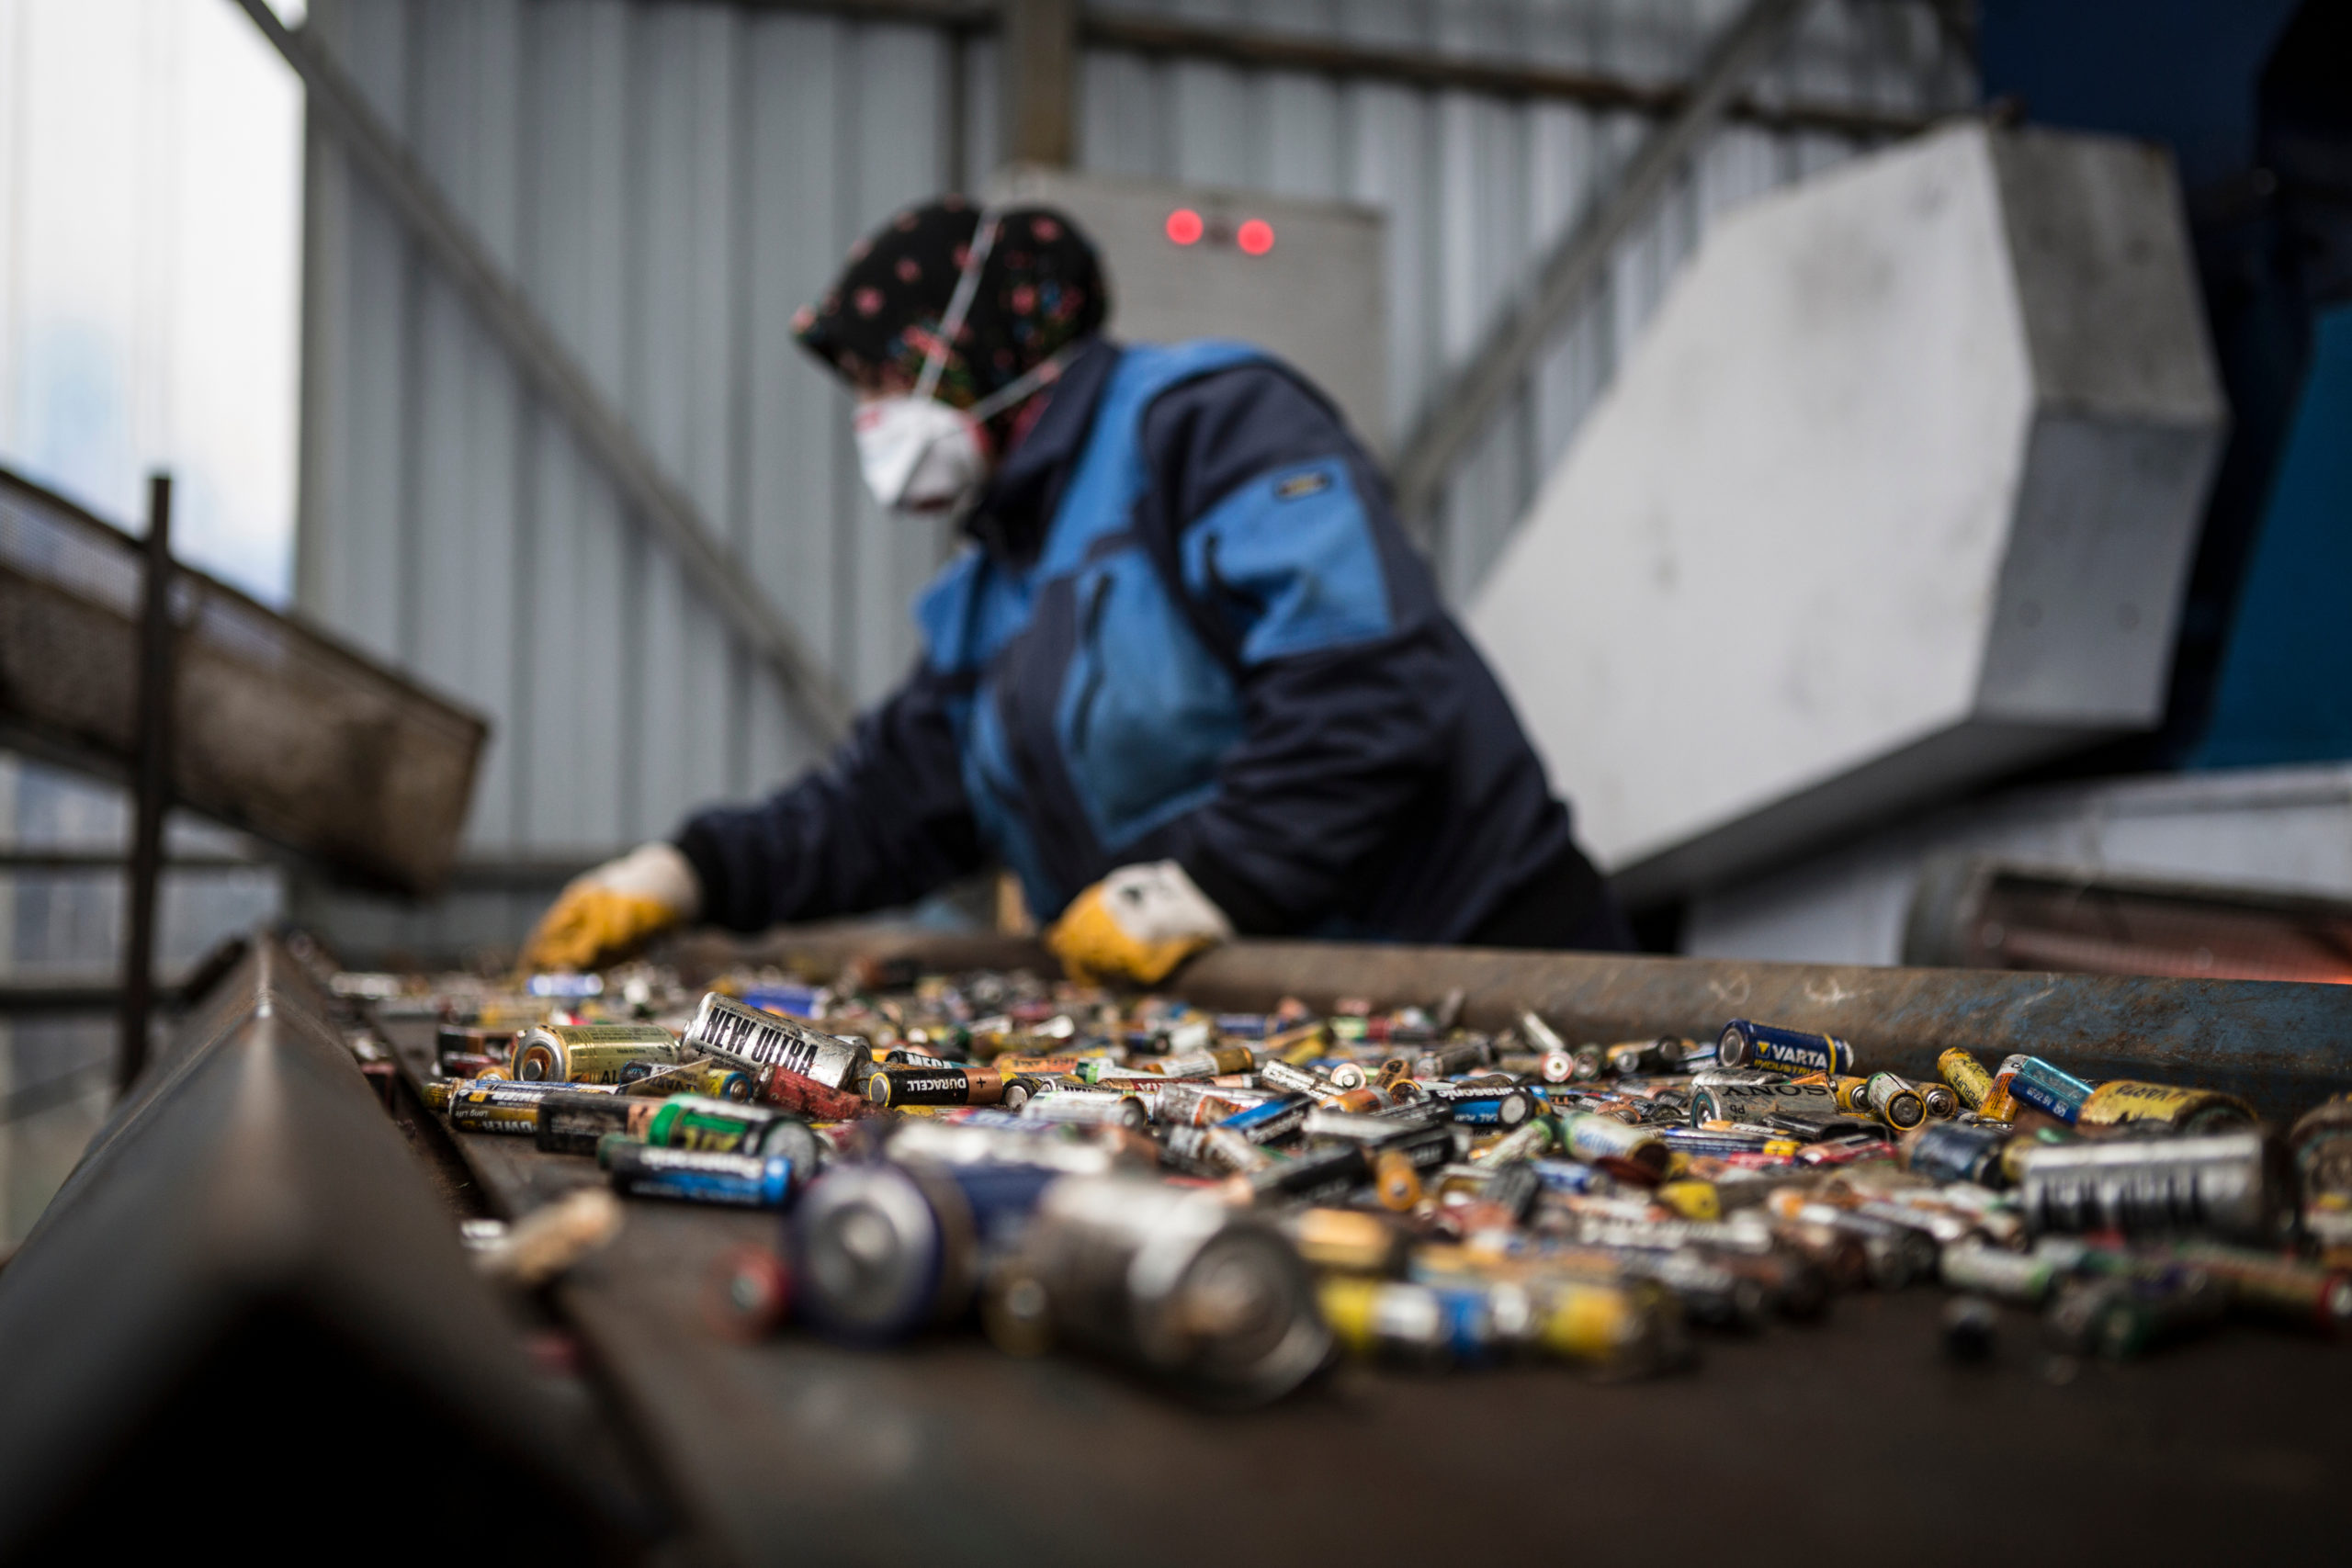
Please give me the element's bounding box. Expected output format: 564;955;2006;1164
297;0;1968;957
300;0;965;955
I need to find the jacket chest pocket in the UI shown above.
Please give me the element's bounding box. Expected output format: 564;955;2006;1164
1049;549;1242;852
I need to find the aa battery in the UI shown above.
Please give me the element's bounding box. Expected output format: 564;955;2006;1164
1906;1119;2011;1187
866;1066;1006;1109
511;1023;684;1084
1021;1088;1149;1131
1217;1093;1312;1145
1939;1048;1996;1112
643;1096;822;1168
1916;1080;1958;1119
2005;1055;2096;1123
448;1078;613;1134
1249;1142;1370;1204
687;991;872;1091
1716;1019;1856;1077
989;1175;1330;1407
2014;1130;2283;1244
757;1063;876;1122
1428;1081;1538;1128
1558;1111;1669;1179
535;1089;644;1154
1318;1277;1497;1364
2076;1079;2256;1136
793;1159;1067;1343
1864;1072;1926;1131
1477;1117;1556;1167
606;1143;798;1209
1606;1037;1690;1077
1690;1078;1842;1127
1152;1043;1258;1078
1162;1122;1273;1177
2165;1241;2352;1337
2290;1097;2352;1256
1939;1241;2057;1303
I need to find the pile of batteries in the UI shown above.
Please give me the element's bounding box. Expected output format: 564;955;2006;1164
411;968;2352;1405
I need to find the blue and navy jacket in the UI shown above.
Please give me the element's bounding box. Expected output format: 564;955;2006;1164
677;338;1615;946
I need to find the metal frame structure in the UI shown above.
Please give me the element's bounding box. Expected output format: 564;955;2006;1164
260;0;1944;563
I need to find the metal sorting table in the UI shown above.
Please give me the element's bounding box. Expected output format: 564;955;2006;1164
386;929;2352;1567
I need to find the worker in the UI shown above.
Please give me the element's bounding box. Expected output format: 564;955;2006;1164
521;197;1627;984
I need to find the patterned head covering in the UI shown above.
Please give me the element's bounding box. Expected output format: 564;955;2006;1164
794;197;1109;411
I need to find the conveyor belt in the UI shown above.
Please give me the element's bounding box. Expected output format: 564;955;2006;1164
383;1017;2352;1568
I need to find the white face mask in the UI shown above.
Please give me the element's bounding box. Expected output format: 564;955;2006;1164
854;395;986;514
849;207;1073;519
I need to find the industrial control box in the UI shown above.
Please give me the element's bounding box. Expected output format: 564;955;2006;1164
989;164;1390;453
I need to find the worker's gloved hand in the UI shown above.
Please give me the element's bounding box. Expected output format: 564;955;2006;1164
1047;861;1234;987
518;842;702;974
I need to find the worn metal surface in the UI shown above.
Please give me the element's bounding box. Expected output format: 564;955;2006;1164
296;0;1968;960
0;936;633;1557
0;465;486;896
388;1002;2350;1568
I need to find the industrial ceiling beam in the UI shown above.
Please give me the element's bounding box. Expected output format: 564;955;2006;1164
715;1;1936;143
232;0;856;743
1078;10;1933;141
1389;0;1821;528
1003;0;1080;166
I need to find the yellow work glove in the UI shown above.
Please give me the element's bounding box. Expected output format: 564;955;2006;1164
519;842;702;974
1046;861;1234;987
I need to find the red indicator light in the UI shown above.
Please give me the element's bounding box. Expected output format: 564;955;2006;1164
1165;208;1204;246
1237;218;1274;256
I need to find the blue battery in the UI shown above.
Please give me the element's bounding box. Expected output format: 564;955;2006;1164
1219;1093;1311;1145
2006;1055;2096;1123
1528;1158;1610;1194
1717;1019;1856;1077
605;1145;797;1208
1215;1013;1271;1039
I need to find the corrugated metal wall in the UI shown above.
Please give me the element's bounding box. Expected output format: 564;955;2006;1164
296;0;1971;958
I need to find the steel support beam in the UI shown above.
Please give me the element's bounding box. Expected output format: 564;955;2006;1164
1079;10;1931;141
117;474;173;1095
717;2;1936;141
232;0;855;742
1003;0;1080;166
1389;0;1819;527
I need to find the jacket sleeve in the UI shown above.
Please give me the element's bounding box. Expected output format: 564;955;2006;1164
1130;365;1459;934
672;665;985;931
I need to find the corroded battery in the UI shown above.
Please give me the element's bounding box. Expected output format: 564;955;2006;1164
2076;1079;2256;1136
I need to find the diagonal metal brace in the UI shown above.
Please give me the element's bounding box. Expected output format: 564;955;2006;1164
1390;0;1819;529
232;0;855;741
